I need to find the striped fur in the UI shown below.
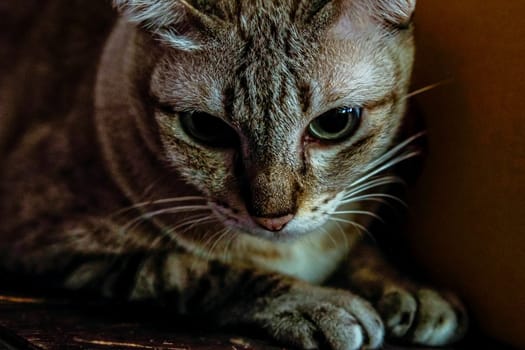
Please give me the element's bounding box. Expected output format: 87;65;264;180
0;1;466;349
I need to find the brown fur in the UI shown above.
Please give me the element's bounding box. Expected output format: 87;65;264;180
0;1;466;349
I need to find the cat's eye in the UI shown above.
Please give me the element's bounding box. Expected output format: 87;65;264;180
179;111;238;148
308;106;362;142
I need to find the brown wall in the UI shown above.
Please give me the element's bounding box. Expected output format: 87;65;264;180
406;1;525;347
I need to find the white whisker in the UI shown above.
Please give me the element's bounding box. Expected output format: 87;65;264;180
218;229;233;261
119;205;210;235
221;229;236;263
403;80;451;100
321;226;338;250
328;217;371;238
330;210;385;223
339;193;408;207
327;134;426;244
351;151;420;190
110;196;207;218
207;228;230;259
334;222;350;252
363;132;426;174
343;176;405;199
166;215;217;236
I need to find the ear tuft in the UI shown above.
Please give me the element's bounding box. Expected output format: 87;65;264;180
373;0;416;29
113;0;182;29
336;0;416;31
112;0;202;50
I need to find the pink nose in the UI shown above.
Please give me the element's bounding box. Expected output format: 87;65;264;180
253;214;294;232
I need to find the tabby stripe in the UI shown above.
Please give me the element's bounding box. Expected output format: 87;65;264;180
112;254;147;299
58;253;293;315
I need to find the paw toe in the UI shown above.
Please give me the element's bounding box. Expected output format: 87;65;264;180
264;310;319;349
377;288;417;338
344;298;384;349
410;289;466;346
304;303;364;350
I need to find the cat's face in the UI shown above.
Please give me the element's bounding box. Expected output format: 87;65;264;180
119;0;416;242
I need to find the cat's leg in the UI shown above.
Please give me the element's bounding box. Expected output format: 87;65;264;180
6;219;384;350
60;254;386;350
344;239;468;346
62;250;385;350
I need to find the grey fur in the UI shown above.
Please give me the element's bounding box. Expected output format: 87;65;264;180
0;1;467;349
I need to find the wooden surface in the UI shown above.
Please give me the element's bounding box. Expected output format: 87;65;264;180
0;293;510;350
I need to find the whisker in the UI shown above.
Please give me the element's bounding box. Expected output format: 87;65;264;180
165;215;217;236
216;229;233;261
320;226;338;250
221;229;236;263
110;196;207;218
119;205;210;235
363;132;426;174
206;228;230;259
344;175;404;194
402;79;452;100
351;151;421;190
332;222;349;253
166;213;213;234
190;227;219;272
200;229;221;258
328;217;371;239
138;176;165;199
200;229;219;254
144;216;218;255
343;176;405;199
339;193;408;207
330;210;385;223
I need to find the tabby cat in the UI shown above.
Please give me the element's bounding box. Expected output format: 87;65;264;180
0;0;467;349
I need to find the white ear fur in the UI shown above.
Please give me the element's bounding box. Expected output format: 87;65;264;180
113;0;200;50
372;0;416;27
338;0;416;29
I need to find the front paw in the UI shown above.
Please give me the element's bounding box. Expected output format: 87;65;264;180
247;285;384;350
377;286;468;346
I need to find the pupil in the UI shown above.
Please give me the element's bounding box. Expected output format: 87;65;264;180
318;111;350;134
182;111;238;148
193;112;223;138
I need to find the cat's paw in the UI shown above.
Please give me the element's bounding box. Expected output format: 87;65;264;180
251;285;384;350
377;286;468;346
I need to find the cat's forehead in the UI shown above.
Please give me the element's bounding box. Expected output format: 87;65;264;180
150;0;409;126
188;0;329;23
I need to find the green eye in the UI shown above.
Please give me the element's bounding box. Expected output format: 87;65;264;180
308;106;362;142
180;111;238;148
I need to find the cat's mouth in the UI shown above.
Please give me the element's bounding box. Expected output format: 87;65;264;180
208;202;325;243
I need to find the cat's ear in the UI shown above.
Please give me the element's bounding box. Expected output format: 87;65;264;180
334;0;416;31
368;0;416;29
112;0;219;50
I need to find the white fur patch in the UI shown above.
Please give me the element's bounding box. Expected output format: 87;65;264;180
113;0;200;51
335;0;415;34
113;0;182;28
243;219;360;285
252;236;352;284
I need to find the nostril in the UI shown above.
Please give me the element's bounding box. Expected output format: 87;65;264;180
252;214;294;232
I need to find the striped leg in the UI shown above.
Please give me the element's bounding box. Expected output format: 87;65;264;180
61;251;385;350
4;216;384;350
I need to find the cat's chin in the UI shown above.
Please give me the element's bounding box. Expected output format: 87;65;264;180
225;221;327;244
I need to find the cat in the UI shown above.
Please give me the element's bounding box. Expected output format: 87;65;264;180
0;0;468;349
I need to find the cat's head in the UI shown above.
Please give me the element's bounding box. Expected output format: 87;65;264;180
113;0;416;242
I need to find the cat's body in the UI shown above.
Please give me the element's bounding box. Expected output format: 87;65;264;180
0;1;467;349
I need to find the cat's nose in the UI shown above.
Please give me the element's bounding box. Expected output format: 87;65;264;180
252;214;294;232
